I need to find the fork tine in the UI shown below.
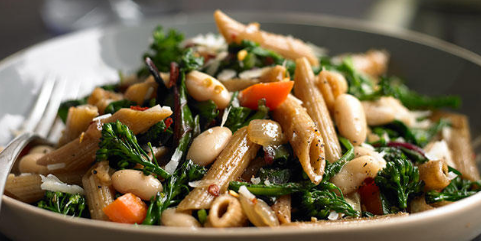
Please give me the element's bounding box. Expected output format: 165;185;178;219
20;78;56;134
35;78;67;137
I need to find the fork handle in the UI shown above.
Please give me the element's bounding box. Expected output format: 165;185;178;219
0;133;38;210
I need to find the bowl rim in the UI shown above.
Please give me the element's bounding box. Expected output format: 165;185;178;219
2;10;481;237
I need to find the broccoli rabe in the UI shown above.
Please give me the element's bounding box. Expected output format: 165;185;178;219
224;94;269;132
371;119;450;148
377;76;461;110
322;137;355;181
37;191;87;217
321;57;461;110
375;158;424;210
96;120;170;179
217;40;295;75
143;160;207;225
136;118;173;146
425;168;481;203
299;188;360;219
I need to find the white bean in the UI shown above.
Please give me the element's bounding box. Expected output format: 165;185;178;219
330;156;383;194
29;145;54;155
362;96;414;126
186;127;232;166
354;146;386;168
161;208;201;228
18;153;49;174
334;94;367;146
111;170;163;201
186;71;232;109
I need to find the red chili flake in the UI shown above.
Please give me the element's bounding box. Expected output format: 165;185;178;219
252;198;258;205
130;106;149;111
164;117;173;130
230;34;237;41
208;184;220;197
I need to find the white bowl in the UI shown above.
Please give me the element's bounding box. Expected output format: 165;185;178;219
1;12;481;241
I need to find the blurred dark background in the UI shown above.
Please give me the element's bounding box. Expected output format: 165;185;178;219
1;0;481;61
0;0;481;240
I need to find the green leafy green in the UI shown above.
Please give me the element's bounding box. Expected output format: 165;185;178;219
425;167;481;203
104;99;137;114
299;183;360;219
37;191;87;217
136;119;173;146
224;93;269;132
180;48;204;72
189;100;219;129
377;76;461;109
375;158;424;210
96;121;170;179
57;97;88;123
371;119;450;148
142;160;207;225
139;26;185;76
217;40;295;75
323;137;355;181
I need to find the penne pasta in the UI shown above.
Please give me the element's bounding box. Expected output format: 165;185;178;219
430;111;480;181
4;174;44;203
37;106;173;172
177;127;260;211
271;195;292;224
58;105;99;147
5;171;85;204
124;77;158;105
214;10;319;66
272;95;326;185
293;57;341;162
87;87;123;115
82;161;115;221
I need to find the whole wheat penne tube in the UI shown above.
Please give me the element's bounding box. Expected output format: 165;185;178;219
349;49;389;78
177;127;260;211
430;111;480;181
272;95;326;184
4;171;85;203
282;213;408;227
4;174;44;203
214;10;319;66
294;58;342;162
271;195;291;224
58;105;99;147
82;161;115;221
37;105;172;172
124;77;158;105
87;87;123;115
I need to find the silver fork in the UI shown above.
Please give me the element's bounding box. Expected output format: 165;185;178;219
0;78;66;210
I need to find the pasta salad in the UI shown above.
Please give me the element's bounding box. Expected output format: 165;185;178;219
5;10;481;228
